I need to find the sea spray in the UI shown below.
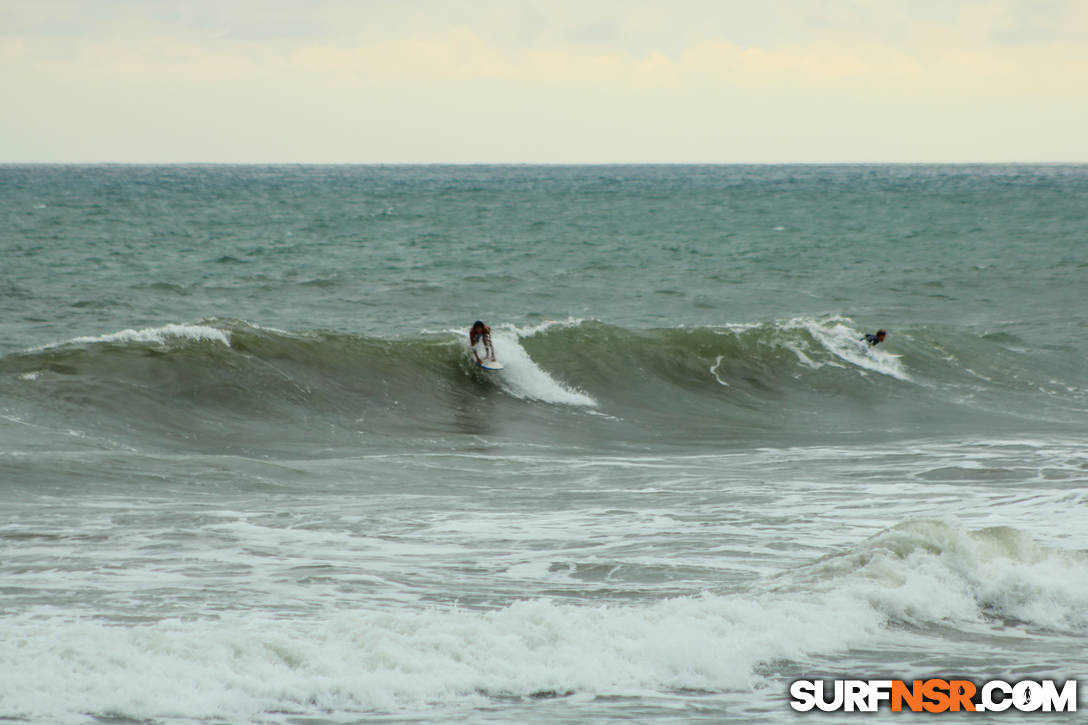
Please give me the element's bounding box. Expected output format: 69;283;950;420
489;324;597;407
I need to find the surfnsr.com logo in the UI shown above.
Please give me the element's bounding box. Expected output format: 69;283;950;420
790;679;1077;713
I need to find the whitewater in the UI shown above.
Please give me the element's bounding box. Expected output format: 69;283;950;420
1;164;1086;723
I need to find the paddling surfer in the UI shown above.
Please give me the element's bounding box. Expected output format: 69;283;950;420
862;329;887;347
470;321;495;364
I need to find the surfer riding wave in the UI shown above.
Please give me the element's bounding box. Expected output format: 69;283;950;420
470;320;496;365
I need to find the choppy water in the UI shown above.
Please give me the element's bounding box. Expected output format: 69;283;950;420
1;165;1086;723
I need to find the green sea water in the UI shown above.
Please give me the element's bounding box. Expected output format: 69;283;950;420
1;164;1086;724
3;164;1085;350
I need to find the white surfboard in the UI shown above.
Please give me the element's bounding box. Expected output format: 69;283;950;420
477;358;504;371
856;339;899;357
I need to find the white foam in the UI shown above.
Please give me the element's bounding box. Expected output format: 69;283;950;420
30;323;231;351
2;506;1082;722
782;341;826;370
790;317;911;381
0;590;881;722
709;355;730;386
488;327;596;407
445;322;596;407
795;518;1088;634
505;317;592;338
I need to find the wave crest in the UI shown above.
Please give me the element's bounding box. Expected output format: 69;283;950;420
2;317;1082;453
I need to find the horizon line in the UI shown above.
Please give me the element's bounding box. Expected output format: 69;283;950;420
3;160;1087;167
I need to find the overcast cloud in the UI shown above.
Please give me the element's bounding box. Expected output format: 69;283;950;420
2;0;1085;162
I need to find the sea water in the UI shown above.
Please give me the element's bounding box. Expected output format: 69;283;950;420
0;165;1086;723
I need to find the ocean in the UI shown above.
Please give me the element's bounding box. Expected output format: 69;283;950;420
1;164;1086;723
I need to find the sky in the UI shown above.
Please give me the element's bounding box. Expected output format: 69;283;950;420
2;0;1086;163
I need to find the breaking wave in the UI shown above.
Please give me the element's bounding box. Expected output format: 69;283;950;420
1;317;1083;455
1;518;1082;723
